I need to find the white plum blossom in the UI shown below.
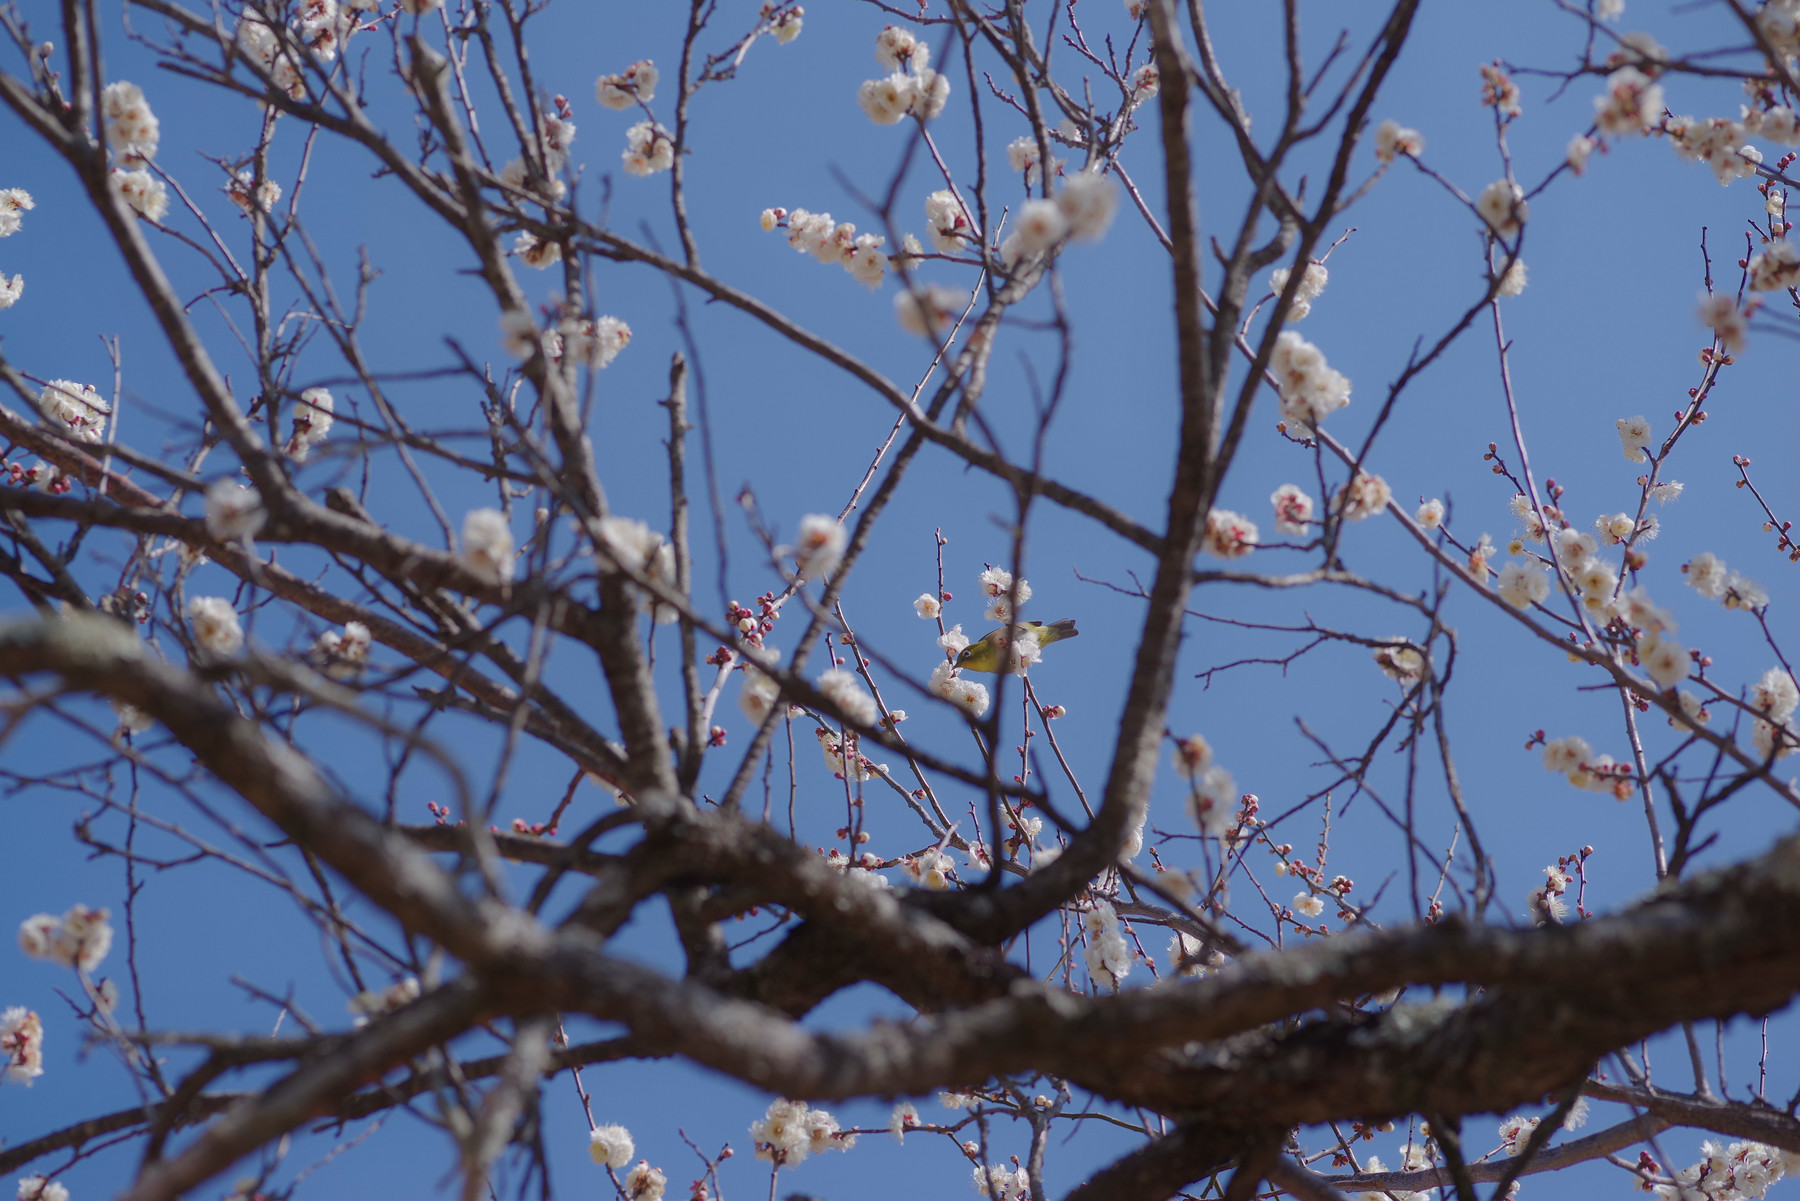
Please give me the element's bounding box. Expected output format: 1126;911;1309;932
1476;179;1527;237
624;1162;666;1201
285;386;335;461
110;169;169;222
37;380;108;443
0;187;35;238
1131;64;1159;101
1496;560;1550;609
1685;551;1729;598
1374;119;1424;163
1699;292;1749;351
18;904;114;972
0;272;21;310
856;33;950;126
1187;764;1238;836
929;660;990;717
1665;115;1764;185
226;169;281;213
595;60;657;109
858;73;914;124
1723;570;1769;611
187;596;245;658
1373;640;1426;684
737;648;782;724
1006;135;1052;182
1747;241;1800;291
888;1101;920;1142
1269;261;1329;320
1292;892;1325;918
460;508;516;585
1495;258;1528;296
787;514;846;580
1270;331;1352;427
895;283;966;335
1172;733;1213;778
499;309;545;358
904;848;955;889
622;121;673;176
1417;498;1445;529
1081;899;1132;988
973;1165;1031;1201
1639;631;1688;689
925;188;976;252
1594;66;1663;136
513;231;562;269
1498;1114;1540;1156
978;566;1031;622
938;624;971;657
1201;508;1259;559
750;1098;851;1164
310;621;372;680
914;593;942;619
1057;171;1118;240
16;1178;67;1201
1010;198;1070;259
102;80;160;165
1332;471;1392;522
816;668;877;726
1754;718;1800;760
874;24;923;69
1;1006;43;1084
1751;667;1800;722
565;315;632;368
204;479;266;542
1271;484;1314;534
1616;414;1653;461
589;1124;635;1169
1567;133;1596;173
769;6;803;43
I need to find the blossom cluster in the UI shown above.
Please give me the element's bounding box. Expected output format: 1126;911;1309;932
1081;899;1133;988
1652;1138;1798;1201
1270;331;1351;428
978;565;1030;623
102;80;160;166
760;207;887;288
0;187;29;310
36;380;108;443
1268;260;1328;320
857;27;951;125
17;904;114;973
310;621;373;680
1684;551;1768;612
818;727;885;782
1;1007;43;1084
497;102;577;200
1541;735;1635;798
1202;508;1259;560
749;1097;855;1165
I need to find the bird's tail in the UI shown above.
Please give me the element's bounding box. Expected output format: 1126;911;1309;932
1040;618;1079;645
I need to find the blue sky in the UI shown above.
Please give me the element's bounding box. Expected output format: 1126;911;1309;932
1;2;1797;1199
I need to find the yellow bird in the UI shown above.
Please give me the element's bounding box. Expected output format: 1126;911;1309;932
953;619;1080;674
